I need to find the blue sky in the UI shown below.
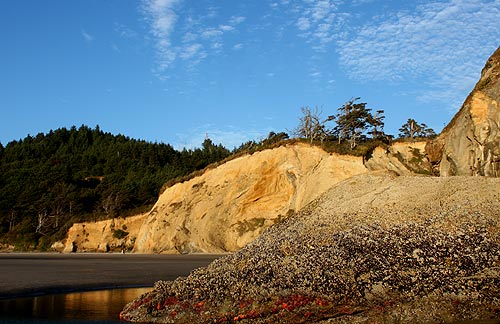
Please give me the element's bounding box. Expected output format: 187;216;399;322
1;0;499;149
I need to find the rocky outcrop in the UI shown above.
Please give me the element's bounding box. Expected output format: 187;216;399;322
0;243;14;252
365;141;430;175
121;173;500;323
438;46;500;176
62;213;147;253
133;143;367;254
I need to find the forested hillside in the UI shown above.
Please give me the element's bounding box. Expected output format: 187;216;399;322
0;125;230;250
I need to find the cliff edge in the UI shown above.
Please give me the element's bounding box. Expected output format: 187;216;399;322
437;46;500;176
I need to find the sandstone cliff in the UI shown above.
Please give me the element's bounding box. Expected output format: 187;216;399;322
61;213;147;253
437;46;500;176
61;142;426;254
365;141;429;175
133;143;367;254
119;47;500;322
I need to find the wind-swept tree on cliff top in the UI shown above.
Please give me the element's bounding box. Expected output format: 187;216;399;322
261;131;289;146
367;109;386;140
398;118;436;141
293;98;389;149
331;98;372;149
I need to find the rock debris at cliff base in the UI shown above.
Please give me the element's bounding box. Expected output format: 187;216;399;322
120;174;500;323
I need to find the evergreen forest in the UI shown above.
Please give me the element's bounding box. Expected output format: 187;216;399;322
0;125;230;250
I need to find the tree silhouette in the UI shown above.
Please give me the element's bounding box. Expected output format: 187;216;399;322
294;106;329;143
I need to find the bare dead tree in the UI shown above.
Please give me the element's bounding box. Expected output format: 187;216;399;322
36;210;49;234
294;106;328;143
8;211;16;231
102;193;124;217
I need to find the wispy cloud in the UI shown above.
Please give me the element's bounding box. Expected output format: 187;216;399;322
229;16;246;25
114;23;138;39
309;71;321;77
179;43;206;62
139;0;500;113
141;0;246;79
294;0;344;51
141;0;180;78
350;0;375;5
336;0;500;110
219;25;234;32
111;43;121;53
81;29;94;43
211;42;223;50
296;17;311;31
201;28;224;39
197;16;246;50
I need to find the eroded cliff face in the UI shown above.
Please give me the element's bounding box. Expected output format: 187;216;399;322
133;143;367;253
61;142;428;254
438;46;500;176
365;141;430;175
61;213;147;253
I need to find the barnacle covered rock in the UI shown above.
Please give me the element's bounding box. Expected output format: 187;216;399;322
121;174;500;323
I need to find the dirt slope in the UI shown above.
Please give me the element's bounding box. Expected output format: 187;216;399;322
60;141;428;254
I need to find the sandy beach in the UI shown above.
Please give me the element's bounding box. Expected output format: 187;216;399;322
0;253;221;299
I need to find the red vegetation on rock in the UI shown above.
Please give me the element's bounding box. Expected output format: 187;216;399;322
163;296;179;306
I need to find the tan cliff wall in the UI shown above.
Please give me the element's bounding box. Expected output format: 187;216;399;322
133;143;368;253
436;46;500;176
61;213;147;253
365;141;429;175
60;142;426;254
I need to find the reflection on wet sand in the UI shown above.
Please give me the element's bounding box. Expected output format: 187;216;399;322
1;287;151;321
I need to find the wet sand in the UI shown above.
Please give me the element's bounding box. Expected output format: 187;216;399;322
0;253;221;299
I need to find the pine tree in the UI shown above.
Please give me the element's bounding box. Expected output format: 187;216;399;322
398;119;436;141
333;98;372;149
367;110;386;140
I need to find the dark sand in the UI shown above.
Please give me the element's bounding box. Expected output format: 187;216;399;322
0;253;221;299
